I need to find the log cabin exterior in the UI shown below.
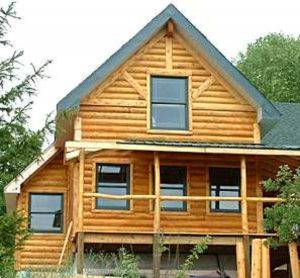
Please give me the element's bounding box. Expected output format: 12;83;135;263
4;4;300;278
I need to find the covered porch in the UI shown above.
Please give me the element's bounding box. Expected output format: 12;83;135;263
64;140;300;277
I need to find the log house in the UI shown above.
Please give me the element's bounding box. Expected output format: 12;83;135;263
4;4;300;277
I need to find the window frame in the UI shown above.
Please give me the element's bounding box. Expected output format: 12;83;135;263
28;193;64;234
95;163;131;211
147;69;192;134
150;75;189;131
208;166;241;214
151;165;188;212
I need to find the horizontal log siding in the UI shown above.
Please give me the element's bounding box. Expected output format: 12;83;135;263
80;32;257;143
17;153;69;270
82;150;258;234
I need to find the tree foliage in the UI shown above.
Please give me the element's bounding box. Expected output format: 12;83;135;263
235;33;300;103
0;213;31;277
263;165;300;245
0;2;53;214
0;2;52;276
175;237;210;278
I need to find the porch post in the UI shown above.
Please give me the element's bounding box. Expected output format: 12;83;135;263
153;152;161;278
236;239;246;278
77;149;84;274
255;157;264;233
241;156;250;278
76;232;84;274
289;242;300;278
262;239;270;278
78;149;84;230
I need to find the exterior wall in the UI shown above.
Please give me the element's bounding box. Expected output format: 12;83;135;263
80;29;257;144
82;150;258;234
16;153;69;270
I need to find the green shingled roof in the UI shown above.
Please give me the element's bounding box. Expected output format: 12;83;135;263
262;103;300;147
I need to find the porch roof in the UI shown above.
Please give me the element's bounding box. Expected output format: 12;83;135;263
64;140;300;159
122;139;300;151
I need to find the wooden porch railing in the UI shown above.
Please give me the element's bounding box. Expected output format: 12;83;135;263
76;150;286;278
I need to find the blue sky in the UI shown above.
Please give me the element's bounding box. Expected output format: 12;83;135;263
2;0;300;132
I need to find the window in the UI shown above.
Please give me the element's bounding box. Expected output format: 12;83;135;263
29;193;63;233
158;166;187;211
209;168;241;213
151;76;188;130
96;164;130;210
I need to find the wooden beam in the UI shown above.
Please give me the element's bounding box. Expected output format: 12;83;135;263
84;192;156;200
251;239;262;278
65;140;300;157
253;123;261;144
78;149;84;230
165;37;172;70
58;221;73;266
73;117;82;141
247;197;283;203
83;191;282;203
289;242;300;278
153;152;161;233
193;76;215;99
166;20;174;37
153;233;161;278
262;239;270;278
236;239;246;278
244;236;251;278
256;157;264;233
241;156;249;234
153;152;161;278
76;232;84;274
123;71;146;99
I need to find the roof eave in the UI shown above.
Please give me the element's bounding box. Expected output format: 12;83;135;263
56;4;280;120
4;144;60;212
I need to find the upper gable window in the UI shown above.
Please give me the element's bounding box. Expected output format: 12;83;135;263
151;76;188;130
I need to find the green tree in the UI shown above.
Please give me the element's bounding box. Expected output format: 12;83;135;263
0;2;52;276
0;213;31;277
263;165;300;245
235;33;300;103
0;2;52;214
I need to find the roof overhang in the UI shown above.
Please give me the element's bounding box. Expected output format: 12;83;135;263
4;144;60;213
65;140;300;161
56;4;281;127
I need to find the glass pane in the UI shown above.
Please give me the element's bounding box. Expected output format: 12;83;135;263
209;167;241;212
97;187;127;195
96;185;128;209
161;166;185;185
211;201;216;210
30;213;62;232
210;168;240;186
159;166;186;211
219;201;239;211
30;194;62;213
161;188;184;196
151;76;187;103
152;104;186;129
97;164;128;184
161;201;185;210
